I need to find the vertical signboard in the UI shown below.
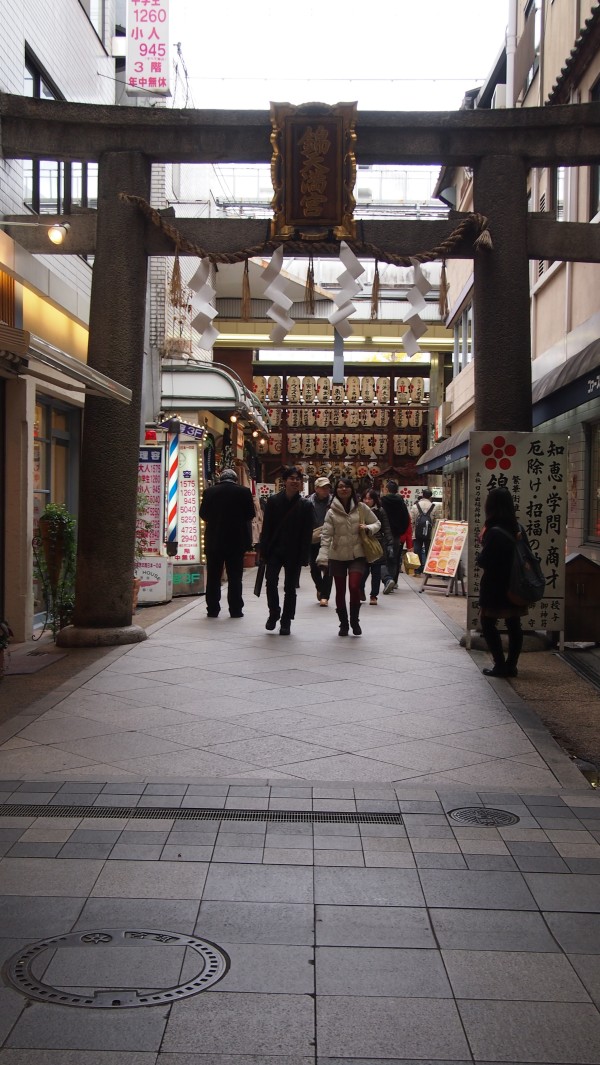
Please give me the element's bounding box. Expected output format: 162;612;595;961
138;445;165;551
174;440;201;564
467;432;568;635
126;0;170;97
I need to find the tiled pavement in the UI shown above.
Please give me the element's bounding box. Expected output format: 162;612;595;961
0;573;599;1062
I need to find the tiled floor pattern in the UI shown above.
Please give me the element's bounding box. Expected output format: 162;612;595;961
0;575;586;790
0;577;598;1061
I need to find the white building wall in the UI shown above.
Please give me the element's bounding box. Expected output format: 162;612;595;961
0;0;117;303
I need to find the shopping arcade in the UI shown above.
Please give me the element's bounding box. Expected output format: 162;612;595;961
2;93;600;642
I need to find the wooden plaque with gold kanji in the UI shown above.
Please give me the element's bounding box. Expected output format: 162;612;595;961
270;101;357;241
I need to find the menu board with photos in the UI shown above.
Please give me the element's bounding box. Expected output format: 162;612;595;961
467;432;568;634
424;520;468;579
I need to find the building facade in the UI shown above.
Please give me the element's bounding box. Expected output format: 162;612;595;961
424;0;600;569
0;0;120;639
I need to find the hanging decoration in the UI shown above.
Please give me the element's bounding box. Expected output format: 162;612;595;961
328;241;364;339
370;260;380;320
262;245;295;343
189;259;218;350
241;258;251;321
402;259;432;358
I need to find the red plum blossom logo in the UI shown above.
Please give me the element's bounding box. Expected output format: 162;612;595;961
481;436;517;470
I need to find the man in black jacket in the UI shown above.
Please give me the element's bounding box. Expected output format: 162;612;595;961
381;480;411;594
259;466;314;635
199;469;255;619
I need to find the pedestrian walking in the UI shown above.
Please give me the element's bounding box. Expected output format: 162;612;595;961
199;468;255;619
259;466;314;635
309;476;333;606
477;486;527;677
360;489;393;605
381;480;411;594
410;487;437;575
317;477;380;636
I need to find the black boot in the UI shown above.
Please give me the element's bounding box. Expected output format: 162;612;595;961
481;618;506;675
350;604;362;636
336;608;349;636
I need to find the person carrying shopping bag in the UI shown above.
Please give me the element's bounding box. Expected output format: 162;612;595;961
317;478;380;636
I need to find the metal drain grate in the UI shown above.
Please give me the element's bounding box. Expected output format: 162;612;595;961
0;804;403;825
3;929;229;1008
448;806;520;827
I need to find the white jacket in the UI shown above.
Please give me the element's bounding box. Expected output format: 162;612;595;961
317;497;380;564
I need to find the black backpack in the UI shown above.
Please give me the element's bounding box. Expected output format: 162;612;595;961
495;526;546;607
415;501;434;540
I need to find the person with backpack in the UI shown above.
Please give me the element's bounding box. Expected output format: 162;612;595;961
411;488;437;575
477;486;530;678
380;480;411;594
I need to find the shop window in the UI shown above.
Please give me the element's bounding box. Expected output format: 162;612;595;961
33;401;78;617
588;422;600;543
23;52;97;215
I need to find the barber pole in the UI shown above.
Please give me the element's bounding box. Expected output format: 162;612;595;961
167;429;179;552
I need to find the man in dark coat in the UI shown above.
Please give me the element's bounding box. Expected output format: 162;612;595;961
259;466;314;635
381;480;411;593
199;468;255;619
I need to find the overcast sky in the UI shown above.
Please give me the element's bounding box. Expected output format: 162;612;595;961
169;0;509;111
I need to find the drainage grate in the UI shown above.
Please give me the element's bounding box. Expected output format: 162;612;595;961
0;804;403;825
448;806;520;827
3;929;229;1008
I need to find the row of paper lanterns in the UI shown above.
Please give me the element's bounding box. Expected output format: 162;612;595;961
258;433;423;457
267;407;424;428
253;375;426;405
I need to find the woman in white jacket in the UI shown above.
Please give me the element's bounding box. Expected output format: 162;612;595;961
317;478;380;636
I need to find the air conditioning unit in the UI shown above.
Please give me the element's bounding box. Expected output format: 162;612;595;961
491;84;506;109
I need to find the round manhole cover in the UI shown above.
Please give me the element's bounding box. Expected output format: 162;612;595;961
2;929;229;1008
448;807;520;827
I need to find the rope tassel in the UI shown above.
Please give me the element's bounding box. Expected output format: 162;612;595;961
438;259;449;319
305;254;315;315
241;258;251;321
370;260;380;320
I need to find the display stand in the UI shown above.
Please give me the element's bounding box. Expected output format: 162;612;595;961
419;558;466;597
417;520;468;598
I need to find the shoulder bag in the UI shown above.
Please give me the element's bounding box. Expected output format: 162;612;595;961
358;503;384;563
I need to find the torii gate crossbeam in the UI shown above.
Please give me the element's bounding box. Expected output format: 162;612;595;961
2;94;599;642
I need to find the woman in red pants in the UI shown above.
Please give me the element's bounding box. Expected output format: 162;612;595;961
317;478;380;636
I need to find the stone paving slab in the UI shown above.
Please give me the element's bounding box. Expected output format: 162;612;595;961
0;581;599;1061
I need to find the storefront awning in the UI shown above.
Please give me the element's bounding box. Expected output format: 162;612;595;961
0;325;132;404
161;362;270;434
417;426;470;473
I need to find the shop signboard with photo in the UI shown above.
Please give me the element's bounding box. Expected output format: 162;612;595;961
424;520;468;579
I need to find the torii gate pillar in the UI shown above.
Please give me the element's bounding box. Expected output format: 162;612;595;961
58;151;150;646
473;153;533;432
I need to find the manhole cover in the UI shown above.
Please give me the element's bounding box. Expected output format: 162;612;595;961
448;807;520;827
2;929;229;1008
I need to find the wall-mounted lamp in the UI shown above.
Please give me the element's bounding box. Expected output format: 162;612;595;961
252;430;259;438
0;220;71;245
229;414;238;423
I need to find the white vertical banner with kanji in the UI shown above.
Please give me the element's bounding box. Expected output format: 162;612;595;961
138;445;165;551
467;431;568;635
126;0;170;97
174;441;201;564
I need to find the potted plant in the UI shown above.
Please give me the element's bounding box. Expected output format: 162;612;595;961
0;619;14;680
33;503;77;640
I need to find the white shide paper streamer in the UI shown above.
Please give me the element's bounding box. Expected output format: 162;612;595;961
327;241;364;340
262;245;295;344
401;259;431;358
189;259;219;350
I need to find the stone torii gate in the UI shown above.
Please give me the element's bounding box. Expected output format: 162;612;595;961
2;94;600;644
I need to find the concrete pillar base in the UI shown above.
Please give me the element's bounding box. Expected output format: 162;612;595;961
56;625;148;648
